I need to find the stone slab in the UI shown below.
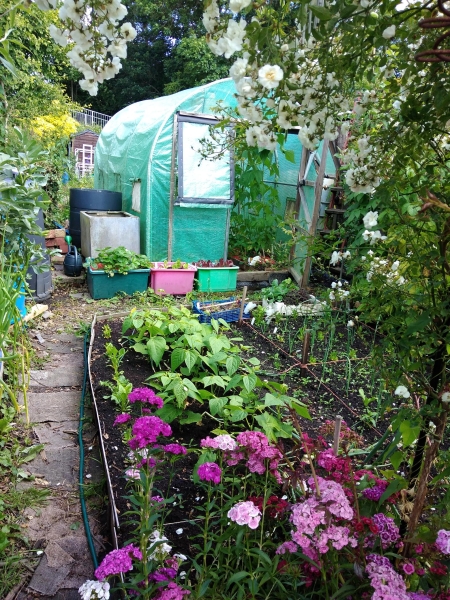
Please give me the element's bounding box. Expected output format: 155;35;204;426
28;554;71;596
23;505;67;542
33;422;78;448
28;364;83;388
25;446;79;487
45;540;75;568
25;391;80;423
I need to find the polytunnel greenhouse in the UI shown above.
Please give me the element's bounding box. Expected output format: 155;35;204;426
94;78;338;267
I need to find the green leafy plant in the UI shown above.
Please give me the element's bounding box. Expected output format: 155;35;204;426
260;278;298;304
122;306;310;437
85;246;152;277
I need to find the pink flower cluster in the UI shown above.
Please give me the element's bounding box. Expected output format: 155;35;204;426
150;582;190;600
228;500;261;529
225;431;282;482
276;541;298;555
366;555;410;600
366;513;400;549
290;477;356;555
198;462;221;484
201;434;237;451
128;387;164;409
317;448;352;484
114;413;131;425
94;544;142;580
436;529;450;555
162;444;187;455
128;416;172;450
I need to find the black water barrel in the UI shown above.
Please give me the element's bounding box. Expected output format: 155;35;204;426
69;189;122;249
27;208;53;300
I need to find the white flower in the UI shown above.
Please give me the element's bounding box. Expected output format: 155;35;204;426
49;24;69;47
108;40;128;58
394;385;410;399
330;250;341;266
148;531;172;559
35;0;57;11
441;391;450;403
391;260;400;272
382;25;396;39
229;57;248;81
363;210;378;229
342;250;351;259
257;64;284;90
79;79;99;96
393;100;402;110
347;320;354;327
331;282;337;288
176;528;183;535
229;0;252;12
120;22;137;40
79;580;110;600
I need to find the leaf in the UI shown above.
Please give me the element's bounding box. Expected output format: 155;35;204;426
283;149;295;163
173;381;188;406
389;450;404;471
309;5;332;20
184;349;198;372
132;342;147;355
171;348;186;371
264;393;284;407
156;404;182;423
197;580;212;597
202;375;226;388
226;355;240;376
226;571;250;588
243;373;257;393
291;400;311;420
229;409;248;422
147;336;166;366
379;478;407;505
209;336;224;355
247;357;260;366
399;421;420;448
179;411;203;424
209;397;228;416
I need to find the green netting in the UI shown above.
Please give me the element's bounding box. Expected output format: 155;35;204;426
94;79;237;261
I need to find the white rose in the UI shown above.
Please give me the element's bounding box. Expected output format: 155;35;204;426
257;64;284;90
382;25;396;39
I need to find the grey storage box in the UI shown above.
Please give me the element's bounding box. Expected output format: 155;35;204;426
80;211;140;258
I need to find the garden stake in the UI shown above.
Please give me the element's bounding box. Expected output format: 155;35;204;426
333;415;343;455
301;330;311;377
238;285;248;325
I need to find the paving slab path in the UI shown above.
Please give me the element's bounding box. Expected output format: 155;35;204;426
15;331;105;600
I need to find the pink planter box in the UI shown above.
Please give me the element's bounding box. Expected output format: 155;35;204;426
150;262;197;295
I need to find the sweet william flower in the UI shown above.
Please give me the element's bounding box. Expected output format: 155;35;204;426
94;544;142;580
258;64;284;90
197;462;221;484
79;579;110;599
228;500;261;529
436;529;450;554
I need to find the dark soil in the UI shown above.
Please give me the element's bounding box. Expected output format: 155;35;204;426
89;311;393;557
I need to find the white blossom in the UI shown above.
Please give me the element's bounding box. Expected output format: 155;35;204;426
229;0;252;13
394;385;410;399
363;211;378;229
257;64;284;90
382;25;396;39
78;580;110;600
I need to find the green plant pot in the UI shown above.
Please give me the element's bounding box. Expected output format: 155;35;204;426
195;266;239;292
87;267;150;300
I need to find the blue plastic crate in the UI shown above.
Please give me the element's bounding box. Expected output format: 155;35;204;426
192;297;250;324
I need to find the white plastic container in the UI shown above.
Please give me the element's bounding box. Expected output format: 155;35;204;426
80;211;140;257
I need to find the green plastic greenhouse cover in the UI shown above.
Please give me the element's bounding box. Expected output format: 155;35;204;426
94;78;238;262
94;77;337;269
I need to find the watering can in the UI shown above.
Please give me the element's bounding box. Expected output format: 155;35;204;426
63;245;83;277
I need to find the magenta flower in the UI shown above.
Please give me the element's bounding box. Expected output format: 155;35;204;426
149;567;177;582
436;529;450;555
228;500;261;529
162;443;187;455
402;562;415;575
197;462;221;484
114;413;131;425
128;387;164;409
94;544;142;580
225;430;282;482
150;582;190;599
128;416;172;449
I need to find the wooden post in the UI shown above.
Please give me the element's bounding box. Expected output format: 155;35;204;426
301;330;311;377
301;139;330;288
238;286;248;325
333;415;343;455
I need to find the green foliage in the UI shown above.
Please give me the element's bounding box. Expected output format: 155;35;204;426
122;306;310;436
86;246;152;277
260;278;298;304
